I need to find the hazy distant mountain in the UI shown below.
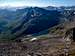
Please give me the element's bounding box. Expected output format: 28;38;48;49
44;6;58;10
44;6;75;11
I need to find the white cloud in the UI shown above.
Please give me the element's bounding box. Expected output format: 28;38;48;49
0;2;26;7
0;2;50;7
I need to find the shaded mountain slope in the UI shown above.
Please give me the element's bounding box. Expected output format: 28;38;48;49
0;7;62;39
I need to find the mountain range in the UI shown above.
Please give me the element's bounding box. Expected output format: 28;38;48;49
0;6;75;40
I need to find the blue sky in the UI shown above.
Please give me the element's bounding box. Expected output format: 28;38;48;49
0;0;75;7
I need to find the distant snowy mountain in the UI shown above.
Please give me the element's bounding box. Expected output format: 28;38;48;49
44;6;75;10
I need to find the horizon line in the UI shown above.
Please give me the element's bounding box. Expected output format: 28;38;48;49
0;5;75;8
